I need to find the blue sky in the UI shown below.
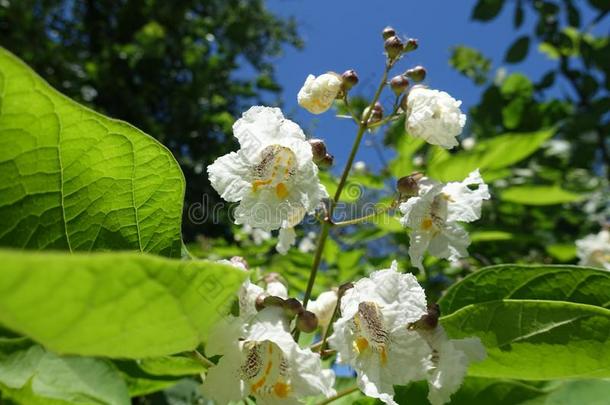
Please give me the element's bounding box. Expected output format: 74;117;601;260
264;0;599;172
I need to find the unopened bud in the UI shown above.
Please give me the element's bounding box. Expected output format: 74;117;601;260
408;303;440;331
309;139;327;162
382;26;396;40
255;294;268;312
263;295;285;308
390;75;409;95
318;153;334;169
341;70;359;91
283;298;304;318
397;172;423;196
296;310;319;333
229;256;248;270
404;38;418;53
365;102;384;124
338;282;354;297
384;36;403;59
405;66;426;82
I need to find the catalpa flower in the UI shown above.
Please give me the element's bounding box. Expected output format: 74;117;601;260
207;107;328;254
410;307;486;405
421;327;486;405
576;230;610;270
306;289;338;331
399;169;490;271
328;261;431;405
202;308;336;405
405;87;466;149
297;73;342;114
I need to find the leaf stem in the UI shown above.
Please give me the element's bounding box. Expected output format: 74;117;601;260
189;349;215;368
334;201;396;227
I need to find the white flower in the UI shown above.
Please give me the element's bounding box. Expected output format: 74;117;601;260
416;326;486;405
297;231;317;253
306;289;338;331
208;107;328;254
297;73;342;114
328;261;431;405
202;308;336;404
461;137;476;151
405;87;466;149
277;228;297;255
399;169;490;271
236;224;272;245
576;230;610;271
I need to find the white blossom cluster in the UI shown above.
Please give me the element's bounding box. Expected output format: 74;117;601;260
203;67;490;404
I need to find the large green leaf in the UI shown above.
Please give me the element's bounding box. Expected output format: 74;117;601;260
0;338;130;405
427;129;555;181
394;377;610;405
441;300;610;379
440;264;610;314
389;136;425;178
500;185;585;205
0;47;184;257
0;249;246;358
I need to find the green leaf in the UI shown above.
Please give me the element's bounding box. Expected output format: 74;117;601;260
501;185;585;205
114;356;203;397
427;129;555;181
472;0;505;21
546;244;578;262
389;136;426;178
0;47;184;257
505;36;531;63
0;339;130;404
441;300;610;379
440;264;610;314
470;230;514;242
0;249;247;358
395;377;610;405
449;46;492;85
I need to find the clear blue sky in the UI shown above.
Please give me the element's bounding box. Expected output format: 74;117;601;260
264;0;599;172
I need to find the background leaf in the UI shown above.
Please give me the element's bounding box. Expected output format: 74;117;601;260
0;249;246;358
500;185;585;205
440;264;610;314
505;36;531;63
441;300;610;379
0;47;184;257
0;338;130;404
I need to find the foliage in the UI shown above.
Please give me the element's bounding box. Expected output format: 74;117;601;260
0;0;302;240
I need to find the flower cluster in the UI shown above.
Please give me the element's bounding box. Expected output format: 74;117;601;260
203;26;489;405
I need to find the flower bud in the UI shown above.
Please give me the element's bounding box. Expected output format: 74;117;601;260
318;153;334;169
405;66;426;82
341;69;359;91
255;293;268;312
263;295;285;308
389;75;409;96
338;282;354;297
283;297;304;318
384;36;403;59
403;38;418;53
309;139;327;162
397;172;423;196
408;303;440;331
364;102;383;124
382;26;396;40
229;256;249;270
296;310;319;333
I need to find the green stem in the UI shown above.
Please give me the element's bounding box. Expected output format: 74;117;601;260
189;349;215;368
334;202;395;227
317;386;359;405
296;63;394;342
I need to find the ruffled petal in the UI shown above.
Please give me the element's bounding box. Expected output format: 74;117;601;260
201;342;246;403
276;227;296;255
428;222;470;262
207;152;251;202
443;169;490;223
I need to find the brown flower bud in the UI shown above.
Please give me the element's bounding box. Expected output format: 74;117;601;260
389;75;410;96
263;295;285;308
338;282;354;297
397;172;424;196
408;303;440;331
296;310;319;333
255;293;268;312
318;153;334;169
404;38;419;53
309;139;327;163
282;298;304;318
384;36;403;59
341;69;359;91
382;26;396;40
405;66;426;83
